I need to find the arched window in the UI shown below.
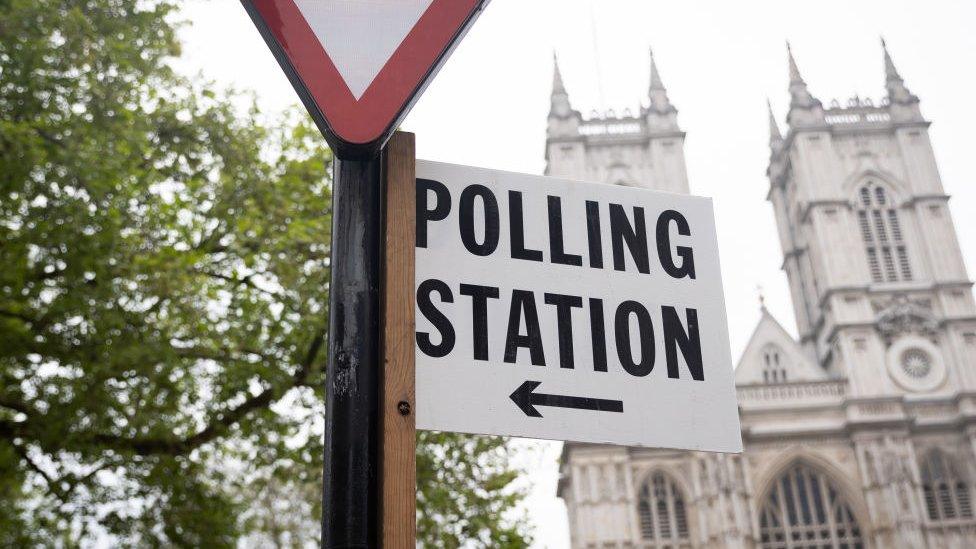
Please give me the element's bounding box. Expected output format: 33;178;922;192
762;345;788;384
637;472;691;548
856;182;911;283
920;451;973;522
759;463;864;549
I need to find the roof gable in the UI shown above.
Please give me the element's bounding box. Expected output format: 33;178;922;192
734;309;826;386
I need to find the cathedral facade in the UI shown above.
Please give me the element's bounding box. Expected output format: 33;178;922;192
550;43;976;548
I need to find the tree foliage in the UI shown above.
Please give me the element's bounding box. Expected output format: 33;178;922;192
0;0;530;545
418;432;530;548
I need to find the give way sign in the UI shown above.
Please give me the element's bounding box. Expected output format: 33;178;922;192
242;0;489;158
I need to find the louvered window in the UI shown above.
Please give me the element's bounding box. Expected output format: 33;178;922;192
759;463;864;549
857;182;911;283
920;451;974;522
638;472;691;547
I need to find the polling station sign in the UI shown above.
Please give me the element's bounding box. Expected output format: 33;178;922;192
414;161;742;452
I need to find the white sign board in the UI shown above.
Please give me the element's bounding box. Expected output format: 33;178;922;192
414;161;742;453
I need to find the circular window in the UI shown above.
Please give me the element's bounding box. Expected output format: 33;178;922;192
886;337;946;392
901;348;932;378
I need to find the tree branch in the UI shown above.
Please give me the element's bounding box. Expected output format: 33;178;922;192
0;308;38;325
11;442;70;503
34;127;66;149
189;267;283;298
1;313;327;458
89;324;327;457
0;395;33;416
173;346;271;364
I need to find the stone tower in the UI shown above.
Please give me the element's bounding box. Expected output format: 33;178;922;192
767;40;976;398
557;41;976;549
545;50;690;194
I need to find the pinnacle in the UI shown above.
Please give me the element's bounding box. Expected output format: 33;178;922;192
646;47;674;114
649;47;665;91
767;99;783;143
880;38;916;105
881;36;901;82
787;41;804;84
552;51;566;95
785;41;819;110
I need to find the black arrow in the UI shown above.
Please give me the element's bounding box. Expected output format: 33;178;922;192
509;381;624;418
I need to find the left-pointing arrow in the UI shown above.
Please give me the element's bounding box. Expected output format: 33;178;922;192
509;381;624;418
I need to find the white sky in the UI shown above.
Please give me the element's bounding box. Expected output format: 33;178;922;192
176;1;976;546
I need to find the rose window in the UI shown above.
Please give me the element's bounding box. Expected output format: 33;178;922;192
901;348;932;378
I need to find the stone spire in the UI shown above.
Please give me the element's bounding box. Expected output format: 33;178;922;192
787;42;803;84
649;48;664;91
549;52;573;118
768;99;783;147
882;37;900;81
647;48;675;113
552;51;566;94
786;42;820;110
882;38;917;105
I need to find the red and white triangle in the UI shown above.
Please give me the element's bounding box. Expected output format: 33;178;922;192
245;0;485;154
294;0;435;100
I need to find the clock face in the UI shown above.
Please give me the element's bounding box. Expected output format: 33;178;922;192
901;348;932;379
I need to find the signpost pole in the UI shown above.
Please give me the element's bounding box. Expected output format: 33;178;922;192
323;153;384;548
380;132;417;547
240;3;488;545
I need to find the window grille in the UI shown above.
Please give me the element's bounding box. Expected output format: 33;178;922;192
857;211;872;242
920;451;974;523
759;463;864;549
857;182;911;283
887;210;903;240
896;247;912;280
638;472;691;547
866;248;882;281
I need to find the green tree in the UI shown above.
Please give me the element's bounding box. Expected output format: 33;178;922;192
0;0;531;546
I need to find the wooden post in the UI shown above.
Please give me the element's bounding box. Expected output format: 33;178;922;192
380;131;417;547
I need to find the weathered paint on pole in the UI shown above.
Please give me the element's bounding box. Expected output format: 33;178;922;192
323;155;383;548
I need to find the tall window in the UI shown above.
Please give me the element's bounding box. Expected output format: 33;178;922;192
759;463;863;549
763;345;788;384
920;451;973;522
638;472;691;548
857;182;911;283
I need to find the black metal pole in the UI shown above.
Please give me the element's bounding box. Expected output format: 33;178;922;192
323;153;383;548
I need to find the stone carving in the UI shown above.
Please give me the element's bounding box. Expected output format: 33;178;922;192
875;296;939;343
864;442;913;485
879;447;913;484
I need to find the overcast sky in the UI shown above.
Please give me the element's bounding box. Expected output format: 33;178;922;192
176;1;976;545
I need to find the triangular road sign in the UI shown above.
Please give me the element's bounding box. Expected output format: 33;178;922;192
242;0;489;159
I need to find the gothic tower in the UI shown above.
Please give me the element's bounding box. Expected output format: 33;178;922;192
545;50;690;194
767;41;976;399
762;40;976;547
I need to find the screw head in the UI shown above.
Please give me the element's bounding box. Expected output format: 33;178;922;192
397;401;411;416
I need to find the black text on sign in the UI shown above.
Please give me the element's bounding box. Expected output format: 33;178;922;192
414;160;741;452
